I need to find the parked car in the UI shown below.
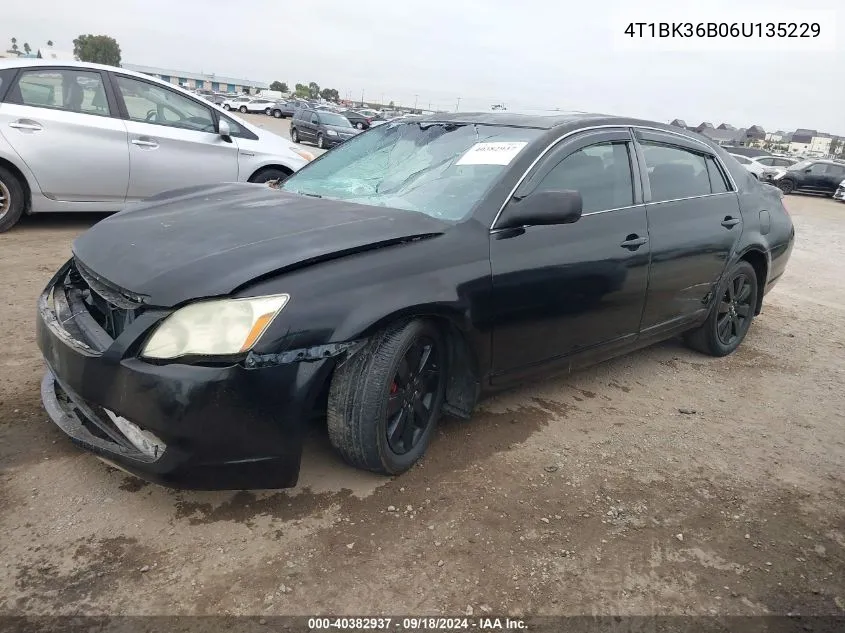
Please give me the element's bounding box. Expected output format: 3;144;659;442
771;159;845;196
0;59;314;231
269;100;297;119
722;145;771;159
290;107;359;149
35;111;793;489
341;109;384;130
221;95;252;110
729;153;767;179
834;179;845;201
235;98;276;114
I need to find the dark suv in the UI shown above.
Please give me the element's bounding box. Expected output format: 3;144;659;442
290;108;359;149
773;159;845;196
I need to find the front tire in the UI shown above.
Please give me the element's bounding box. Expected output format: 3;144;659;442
0;167;26;233
327;320;447;475
355;122;364;130
291;128;299;143
684;260;758;357
264;108;272;116
248;167;291;184
239;106;248;113
273;109;282;118
317;134;325;149
223;104;231;110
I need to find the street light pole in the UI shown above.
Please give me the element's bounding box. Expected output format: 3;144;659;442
414;94;419;111
455;96;461;112
361;89;365;107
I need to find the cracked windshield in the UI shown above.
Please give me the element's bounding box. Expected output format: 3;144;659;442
282;122;541;220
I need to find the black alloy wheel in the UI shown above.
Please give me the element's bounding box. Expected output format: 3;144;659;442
264;108;272;115
716;271;753;347
385;335;441;455
684;260;758;357
327;320;447;475
778;179;795;194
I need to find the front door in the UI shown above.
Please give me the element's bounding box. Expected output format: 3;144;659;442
0;67;129;204
635;129;743;332
822;164;845;194
112;73;239;202
490;129;650;380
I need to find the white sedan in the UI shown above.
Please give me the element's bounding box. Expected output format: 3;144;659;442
221;95;253;111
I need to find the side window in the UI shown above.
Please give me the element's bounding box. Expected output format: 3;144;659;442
705;156;731;193
774;158;794;167
310;113;320;124
534;142;633;213
218;114;258;140
11;69;110;116
755;157;774;166
826;165;845;178
115;75;215;133
807;163;827;175
641;143;711;202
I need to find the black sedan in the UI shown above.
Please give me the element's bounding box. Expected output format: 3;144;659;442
269;100;297;119
36;112;794;490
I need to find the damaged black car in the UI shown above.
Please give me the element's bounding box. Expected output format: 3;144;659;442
36;112;794;489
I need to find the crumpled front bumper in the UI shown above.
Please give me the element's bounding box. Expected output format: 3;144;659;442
36;262;335;490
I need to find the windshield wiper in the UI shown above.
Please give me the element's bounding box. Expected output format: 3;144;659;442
298;191;323;198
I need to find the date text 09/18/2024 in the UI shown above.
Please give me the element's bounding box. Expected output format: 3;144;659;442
306;617;527;630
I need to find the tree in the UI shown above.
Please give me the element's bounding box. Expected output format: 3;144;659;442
269;80;288;93
47;40;53;47
389;100;395;107
73;34;121;66
8;37;20;56
23;42;31;55
294;83;309;98
319;88;340;101
308;81;320;98
830;137;842;158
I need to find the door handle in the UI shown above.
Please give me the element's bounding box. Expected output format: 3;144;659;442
9;121;43;131
620;234;649;250
721;216;741;228
131;138;159;148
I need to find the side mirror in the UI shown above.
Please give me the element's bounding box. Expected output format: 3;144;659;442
804;167;812;173
499;190;583;229
218;118;232;142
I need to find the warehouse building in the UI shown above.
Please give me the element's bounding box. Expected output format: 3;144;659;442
122;63;268;94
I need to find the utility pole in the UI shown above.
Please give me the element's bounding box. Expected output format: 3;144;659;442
361;88;365;107
414;94;419;111
455;96;461;112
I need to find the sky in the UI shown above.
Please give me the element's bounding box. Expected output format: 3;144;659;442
4;0;843;134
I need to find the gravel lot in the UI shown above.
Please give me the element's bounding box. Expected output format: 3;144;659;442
0;188;843;617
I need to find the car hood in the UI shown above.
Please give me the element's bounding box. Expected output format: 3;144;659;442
326;124;359;135
72;183;446;307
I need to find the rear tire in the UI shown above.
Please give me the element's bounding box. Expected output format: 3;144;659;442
223;104;231;110
356;122;364;130
684;260;758;357
317;134;324;149
291;128;299;143
0;166;26;233
273;109;282;118
327;320;446;475
239;106;248;113
264;108;272;116
777;179;795;194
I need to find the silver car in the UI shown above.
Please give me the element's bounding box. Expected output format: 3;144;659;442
0;59;313;231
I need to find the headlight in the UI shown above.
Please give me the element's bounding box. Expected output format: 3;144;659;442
142;295;289;359
293;148;314;161
326;129;338;136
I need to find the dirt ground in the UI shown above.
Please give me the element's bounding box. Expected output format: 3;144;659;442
0;193;843;618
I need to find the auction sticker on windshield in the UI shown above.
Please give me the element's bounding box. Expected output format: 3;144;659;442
456;142;528;166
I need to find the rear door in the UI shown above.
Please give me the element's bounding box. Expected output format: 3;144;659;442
111;73;239;202
822;164;845;194
635;129;742;333
800;162;830;191
0;66;129;204
490;128;650;377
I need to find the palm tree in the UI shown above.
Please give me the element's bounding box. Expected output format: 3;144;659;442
23;42;31;55
10;37;20;56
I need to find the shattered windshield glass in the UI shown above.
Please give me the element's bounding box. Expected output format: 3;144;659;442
281;121;541;221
